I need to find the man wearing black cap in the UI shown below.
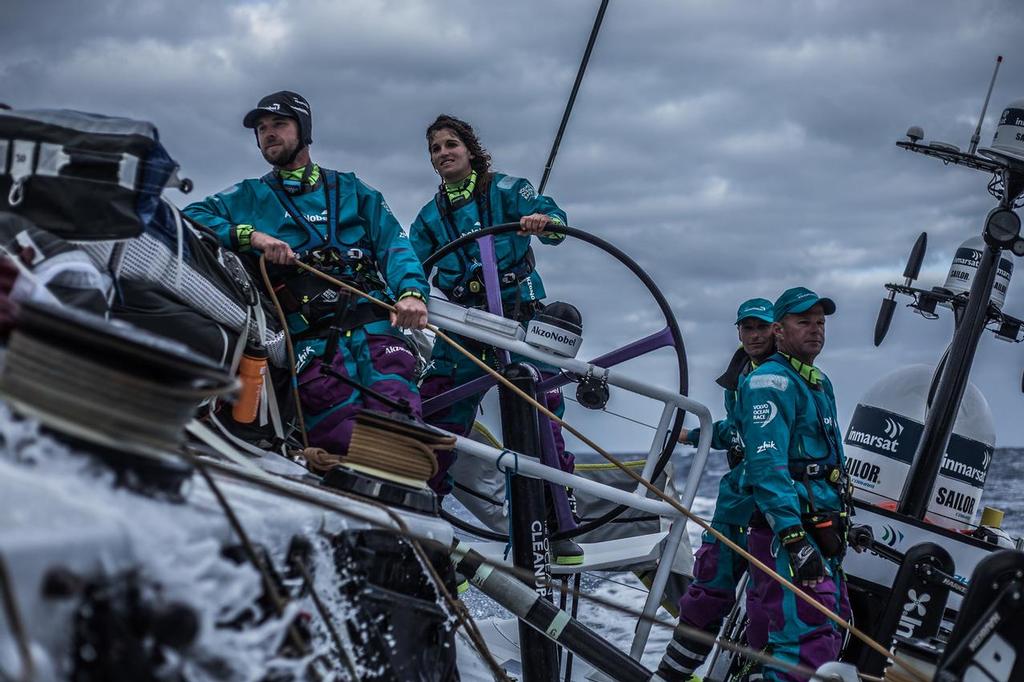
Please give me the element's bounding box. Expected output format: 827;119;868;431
184;91;430;459
736;287;852;681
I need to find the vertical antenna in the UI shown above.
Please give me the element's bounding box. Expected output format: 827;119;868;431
968;55;1003;156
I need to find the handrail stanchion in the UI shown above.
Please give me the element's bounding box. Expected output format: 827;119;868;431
629;411;713;659
636;403;676;487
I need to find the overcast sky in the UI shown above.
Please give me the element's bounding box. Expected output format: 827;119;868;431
5;0;1024;450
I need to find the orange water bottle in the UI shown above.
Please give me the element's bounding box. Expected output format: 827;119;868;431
232;343;268;424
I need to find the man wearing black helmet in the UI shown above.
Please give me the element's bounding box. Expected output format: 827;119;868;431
184;91;430;460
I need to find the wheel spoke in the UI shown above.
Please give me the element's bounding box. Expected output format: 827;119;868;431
535;326;675;392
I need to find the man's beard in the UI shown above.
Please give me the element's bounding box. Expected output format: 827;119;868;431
261;140;299;167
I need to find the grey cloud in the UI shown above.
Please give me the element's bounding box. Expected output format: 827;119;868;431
3;0;1024;448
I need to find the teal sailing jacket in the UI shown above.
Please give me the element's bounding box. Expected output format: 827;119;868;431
183;169;429;308
736;353;846;535
410;173;565;306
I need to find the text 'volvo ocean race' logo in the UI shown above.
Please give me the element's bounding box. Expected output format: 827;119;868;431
751;401;777;428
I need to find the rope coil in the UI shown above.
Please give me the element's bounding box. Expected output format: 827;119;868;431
301;410;451;483
0;329;233;455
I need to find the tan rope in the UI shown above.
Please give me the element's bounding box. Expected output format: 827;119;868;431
298;446;342;475
297;413;451;480
258;256;309;449
293;260;929;682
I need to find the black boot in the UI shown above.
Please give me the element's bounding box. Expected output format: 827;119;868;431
656;620;713;681
547;488;584;566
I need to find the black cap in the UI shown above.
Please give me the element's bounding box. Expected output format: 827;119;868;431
242;91;312;145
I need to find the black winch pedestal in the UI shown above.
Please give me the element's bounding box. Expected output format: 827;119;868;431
857;542;957;675
936;550;1024;681
499;363;560;682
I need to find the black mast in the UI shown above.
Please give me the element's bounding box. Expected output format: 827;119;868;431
898;176;1023;518
538;0;610;195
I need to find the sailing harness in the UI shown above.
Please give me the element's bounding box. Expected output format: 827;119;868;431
259;166;391;340
751;353;853;558
430;173;539;321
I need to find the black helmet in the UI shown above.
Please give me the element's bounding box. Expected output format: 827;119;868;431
242;90;312;145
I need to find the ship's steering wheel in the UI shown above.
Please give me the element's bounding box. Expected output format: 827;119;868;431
422;223;688;541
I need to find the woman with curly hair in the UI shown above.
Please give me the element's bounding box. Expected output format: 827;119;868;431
409;114;581;563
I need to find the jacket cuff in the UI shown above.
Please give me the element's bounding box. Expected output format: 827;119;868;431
778;525;806;545
236;224;254;251
685;427;700;445
398;288;427;303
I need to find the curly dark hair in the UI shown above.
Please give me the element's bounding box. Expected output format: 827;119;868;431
426;114;492;182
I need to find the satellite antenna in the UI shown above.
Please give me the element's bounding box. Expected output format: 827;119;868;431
895;56;1005;174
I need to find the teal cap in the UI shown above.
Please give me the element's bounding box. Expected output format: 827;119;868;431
773;287;836;321
735;298;774;324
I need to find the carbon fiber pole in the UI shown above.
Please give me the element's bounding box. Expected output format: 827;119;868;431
538;0;610;195
452;543;653;682
499;363;560;680
897;240;1000;518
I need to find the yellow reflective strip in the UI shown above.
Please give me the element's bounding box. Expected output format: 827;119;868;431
572;460;647;471
471;421;502;448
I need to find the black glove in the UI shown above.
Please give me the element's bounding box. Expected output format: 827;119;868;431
726;445;744;469
780;527;824;585
847;524;875;553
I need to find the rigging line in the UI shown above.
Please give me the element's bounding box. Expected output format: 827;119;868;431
357;495;513;682
0;552;32;682
538;0;611;195
579;571;649;594
195;440;505;680
291;261;928;682
195;456;834;682
290;552;360;680
259;256;309;449
564;394;659;430
188;455;315;665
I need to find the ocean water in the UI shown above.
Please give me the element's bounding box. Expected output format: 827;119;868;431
978;448;1024;536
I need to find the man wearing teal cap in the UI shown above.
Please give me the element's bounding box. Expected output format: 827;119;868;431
737;287;851;681
656;298;775;681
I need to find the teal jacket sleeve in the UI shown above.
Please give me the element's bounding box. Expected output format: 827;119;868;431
505;177;567;246
357;180;429;299
183;182;254;251
686;389;738;450
685;419;733;450
738;370;804;534
409;208;440;266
